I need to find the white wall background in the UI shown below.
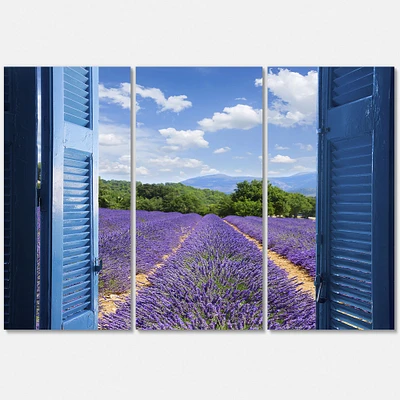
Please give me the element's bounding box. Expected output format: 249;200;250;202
0;1;398;399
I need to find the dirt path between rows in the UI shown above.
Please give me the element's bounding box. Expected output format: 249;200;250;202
223;220;315;299
268;250;315;298
223;220;263;251
136;226;197;293
98;291;131;318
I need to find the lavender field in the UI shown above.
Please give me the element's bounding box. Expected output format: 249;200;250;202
98;208;131;330
268;217;316;277
136;212;263;330
268;217;316;330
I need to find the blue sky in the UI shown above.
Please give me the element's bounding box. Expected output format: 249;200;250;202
136;67;263;184
267;67;318;178
98;67;131;181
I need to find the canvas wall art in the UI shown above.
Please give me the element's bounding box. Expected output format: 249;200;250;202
135;67;263;330
4;66;131;330
267;67;394;330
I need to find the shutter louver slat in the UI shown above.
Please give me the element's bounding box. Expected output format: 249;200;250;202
329;136;373;330
64;67;91;127
62;148;93;323
331;67;373;107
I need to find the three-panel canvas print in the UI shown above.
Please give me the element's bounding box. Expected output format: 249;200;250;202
3;66;394;331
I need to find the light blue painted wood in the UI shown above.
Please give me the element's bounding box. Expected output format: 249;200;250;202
316;67;394;330
40;67;99;330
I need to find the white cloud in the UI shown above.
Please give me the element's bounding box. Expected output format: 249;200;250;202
294;142;314;151
258;155;262;160
99;83;131;109
235;97;247;101
98;120;131;180
255;78;263;87
100;159;130;175
275;144;289;150
99;123;130;146
159;128;208;150
159;168;172;172
136;85;192;113
233;156;245;159
119;154;130;163
246;152;253;155
268;68;318;128
161;145;180;152
270;154;297;163
200;165;219;175
235;169;242;173
136;122;144;127
213;147;231;154
198;104;262;132
136;166;149;176
148;156;203;169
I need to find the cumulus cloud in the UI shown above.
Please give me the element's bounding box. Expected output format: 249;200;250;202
213;147;231;154
99;83;131;109
136;85;192;113
235;97;247;101
294;142;314;151
198;104;262;132
200;166;219;175
268;68;318;128
136;166;149;175
100;159;130;175
275;144;289;150
270;154;296;163
148;156;203;169
255;78;263;87
235;169;242;173
159;128;208;150
99;123;130;146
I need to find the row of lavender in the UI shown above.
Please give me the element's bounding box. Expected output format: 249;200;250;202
224;215;263;244
268;259;315;329
98;208;131;330
268;217;316;277
136;210;202;274
137;214;263;330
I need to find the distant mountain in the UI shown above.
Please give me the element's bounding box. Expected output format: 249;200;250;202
268;172;317;196
180;174;262;194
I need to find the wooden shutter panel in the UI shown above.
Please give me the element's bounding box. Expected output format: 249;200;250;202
316;67;394;330
40;67;99;330
3;67;38;329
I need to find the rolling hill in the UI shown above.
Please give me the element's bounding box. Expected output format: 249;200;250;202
180;174;262;194
268;172;317;196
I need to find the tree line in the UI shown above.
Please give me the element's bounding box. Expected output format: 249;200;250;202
137;179;263;217
268;182;315;218
99;178;131;210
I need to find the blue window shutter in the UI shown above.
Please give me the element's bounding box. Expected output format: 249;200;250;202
40;67;99;330
3;67;38;329
316;67;394;330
